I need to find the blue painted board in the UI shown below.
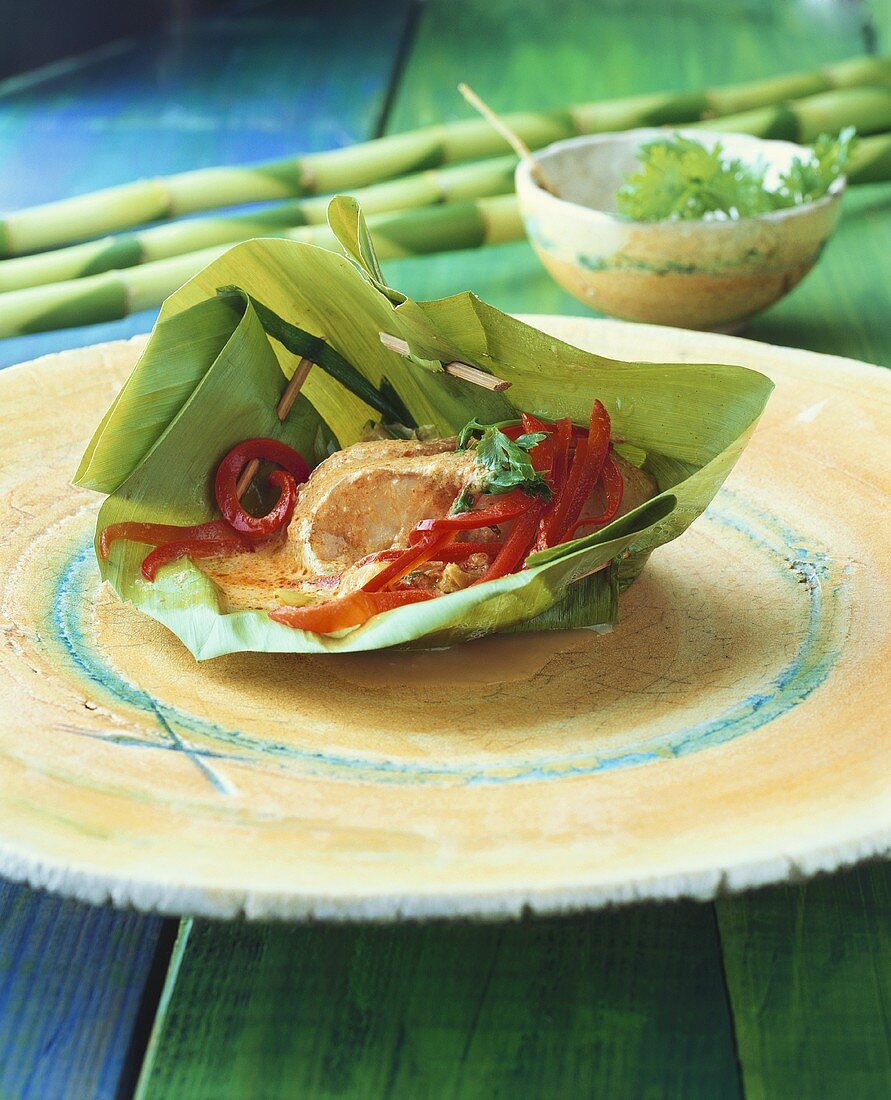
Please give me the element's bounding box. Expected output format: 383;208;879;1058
0;2;409;1095
0;880;165;1100
0;0;411;369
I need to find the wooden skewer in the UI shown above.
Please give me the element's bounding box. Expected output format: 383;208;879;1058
235;356;314;498
379;332;411;357
442;360;511;392
458;82;557;196
379;332;511;392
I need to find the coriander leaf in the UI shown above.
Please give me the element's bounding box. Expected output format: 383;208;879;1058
615;129;855;223
457;418;486;449
775;126;856;207
616;134;769;222
450;487;476;515
515;432;548;449
473;425;551;500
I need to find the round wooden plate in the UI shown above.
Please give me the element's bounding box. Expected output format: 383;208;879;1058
1;318;888;919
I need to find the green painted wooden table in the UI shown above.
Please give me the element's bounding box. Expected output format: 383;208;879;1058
0;2;888;1097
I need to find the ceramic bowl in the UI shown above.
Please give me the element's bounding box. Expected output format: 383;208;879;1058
515;128;845;332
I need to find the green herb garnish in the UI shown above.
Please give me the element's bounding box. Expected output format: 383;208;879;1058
616;128;855;222
457;419;551;502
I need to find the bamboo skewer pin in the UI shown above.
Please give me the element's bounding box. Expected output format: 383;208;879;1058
235;356;314;498
237;333;508;503
380;332;511;392
457;83;558;196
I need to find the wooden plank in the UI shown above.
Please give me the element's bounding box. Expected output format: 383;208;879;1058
0;0;412;370
716;862;891;1099
379;5;891;1094
386;0;889;363
0;880;167;1100
68;2;888;1096
133;3;874;1096
137;903;740;1098
0;3;410;1096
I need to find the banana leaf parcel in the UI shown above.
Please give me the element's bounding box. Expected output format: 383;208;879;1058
75;198;773;658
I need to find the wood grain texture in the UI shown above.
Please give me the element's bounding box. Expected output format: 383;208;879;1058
0;880;164;1100
0;3;410;1096
137;904;740;1099
716;862;891;1099
4;324;887;914
0;0;411;370
3;3;887;1097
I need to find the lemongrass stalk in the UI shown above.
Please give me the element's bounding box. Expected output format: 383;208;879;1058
846;131;891;184
0;195;525;338
0;156;517;293
695;86;891;143
1;54;888;257
2;123;889;338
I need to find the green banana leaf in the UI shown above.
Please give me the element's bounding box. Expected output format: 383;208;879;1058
75;197;772;658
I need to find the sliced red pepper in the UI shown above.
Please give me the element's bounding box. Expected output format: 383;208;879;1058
521;413;551;434
478;500;546;583
141;536;251;581
269;588;433;634
99;519;249;559
214;437;309;536
540;436;588;545
414;489;532;539
534;418;573;550
355;548;406;569
542;401;611;544
567;454;624;539
362;530;453;592
358;540;502;576
528;426;555;477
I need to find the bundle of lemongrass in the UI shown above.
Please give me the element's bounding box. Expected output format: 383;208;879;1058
1;55;890;338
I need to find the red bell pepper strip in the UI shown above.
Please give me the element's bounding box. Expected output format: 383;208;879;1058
214;437;309;536
99;519;250;559
413;489;533;540
478;500;546;584
567;454;624;539
219;467;298;538
141;536;252;581
362;541;503;567
542;401;611;544
540;436;588;545
434;541;503;562
528;425;555;477
362;530;454;592
355;548;405;569
269;588;433;634
521;413;551;434
533;424;570;550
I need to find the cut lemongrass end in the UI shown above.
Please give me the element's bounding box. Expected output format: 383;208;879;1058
379;331;511;391
443;361;511;391
379;332;410;356
235;355;315;498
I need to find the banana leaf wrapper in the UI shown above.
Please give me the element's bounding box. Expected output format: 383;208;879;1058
75;198;773;658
